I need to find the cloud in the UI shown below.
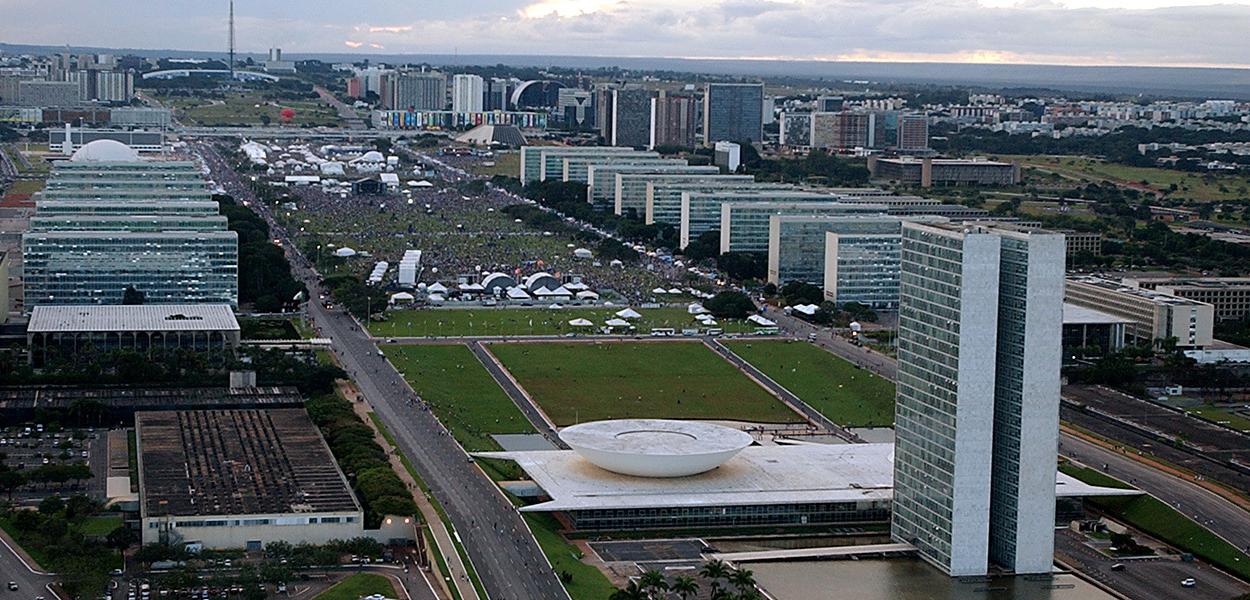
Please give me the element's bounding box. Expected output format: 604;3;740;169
0;0;1247;68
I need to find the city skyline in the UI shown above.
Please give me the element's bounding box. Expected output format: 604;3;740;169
3;1;1250;69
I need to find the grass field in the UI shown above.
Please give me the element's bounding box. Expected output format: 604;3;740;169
524;513;617;600
1011;154;1250;203
1060;464;1250;581
371;307;755;338
4;179;45;196
490;341;803;425
470;151;520;178
313;573;397;600
1186;407;1250;432
80;515;124;536
161;92;339;127
383;344;535;451
725;340;896;427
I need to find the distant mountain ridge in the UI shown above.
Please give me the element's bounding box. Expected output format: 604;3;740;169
4;42;1249;99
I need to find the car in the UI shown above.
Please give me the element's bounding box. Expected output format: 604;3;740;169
8;582;18;591
111;569;124;577
1110;563;1125;571
1181;578;1197;588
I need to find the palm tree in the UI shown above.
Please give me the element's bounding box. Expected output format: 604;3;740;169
639;570;668;598
671;575;699;600
729;568;757;596
700;559;731;597
610;581;648;600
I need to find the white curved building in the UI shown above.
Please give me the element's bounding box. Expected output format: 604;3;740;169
71;139;141;163
560;419;752;478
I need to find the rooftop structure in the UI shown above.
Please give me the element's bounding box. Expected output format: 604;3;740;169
518;145;641;184
720;201;890;254
683;190;878;249
868;156;1020;187
589;163;718;211
645;176;772;225
137;409;364;549
1124;276;1250;321
1065;276;1215;347
27;304;240;368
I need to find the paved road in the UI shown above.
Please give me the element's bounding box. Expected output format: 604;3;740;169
1054;529;1248;600
0;528;57;599
466;342;567;449
1060;434;1250;553
314;86;367;130
199;143;568;600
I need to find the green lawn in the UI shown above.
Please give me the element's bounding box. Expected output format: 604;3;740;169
80;515;123;536
371;307;754;338
470;151;520;178
313;573;397;600
1059;464;1250;581
383;344;536;451
1186;407;1250;432
1010;154;1250;203
490;341;803;426
161;92;340;127
725;340;896;427
524;513;617;600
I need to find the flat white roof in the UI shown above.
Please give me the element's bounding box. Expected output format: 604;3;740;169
478;443;1138;512
1063;303;1132;326
29;304;240;334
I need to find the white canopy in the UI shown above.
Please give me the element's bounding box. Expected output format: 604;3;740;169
615;308;642;319
564;281;589;291
390;291;415;302
506;287;532;300
791;304;819;316
334;247;357;257
573;248;593;259
548;303;564;309
414;180;434;187
748;314;777;327
667;288;683;295
427;282;448;293
688;303;708;315
568;318;594;327
652;287;668;294
576;290;600;300
604;318;632;328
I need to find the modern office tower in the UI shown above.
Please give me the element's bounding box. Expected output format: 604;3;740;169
816;95;844;112
891;222;1064;577
588;163;718;211
390;71;446;111
93;71;134;102
868;157;1021;187
609;87;656;148
762;95;776;125
779;112;812;148
702;82;764;145
518;146;643;184
897;113;930;152
810;111;871;150
822;230;905;308
557;88;595;130
452;74;484;114
22;142;238;308
650;91;698;149
17;80;82;107
681;190;869;248
720;201;887;253
765;214;912;285
484;77;513;111
714;141;741;173
645;177;765;225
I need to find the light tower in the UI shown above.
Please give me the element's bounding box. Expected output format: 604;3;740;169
228;0;235;81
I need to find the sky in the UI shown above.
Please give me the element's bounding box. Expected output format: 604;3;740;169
2;0;1250;68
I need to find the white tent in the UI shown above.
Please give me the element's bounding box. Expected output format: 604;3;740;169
568;318;594;327
390;291;415;303
427;282;448;294
604;318;632;328
576;290;600;300
414;180;434;187
548;303;564;309
748;314;777;327
334;247;357;257
615;308;642;320
688;303;708;315
427;293;445;304
701;319;718;326
667;288;683;295
696;313;715;322
791;304;819;316
563;281;589;291
573;248;593;259
506;287;532;300
609;259;624;268
652;287;668;294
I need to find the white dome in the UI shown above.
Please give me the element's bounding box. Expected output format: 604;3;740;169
356;150;385;163
70;139;140;163
560;419;752;478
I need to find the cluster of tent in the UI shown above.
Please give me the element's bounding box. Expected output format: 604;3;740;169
567;308;642;330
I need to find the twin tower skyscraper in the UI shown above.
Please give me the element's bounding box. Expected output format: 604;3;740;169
890;221;1066;576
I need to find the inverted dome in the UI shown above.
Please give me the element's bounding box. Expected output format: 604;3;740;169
560;419;753;478
70;139;141;163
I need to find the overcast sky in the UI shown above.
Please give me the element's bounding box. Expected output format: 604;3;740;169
3;0;1250;68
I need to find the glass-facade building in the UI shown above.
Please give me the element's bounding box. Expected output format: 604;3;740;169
23;157;238;308
683;190;872;249
561;154;661;184
765;215;907;287
612;170;721;216
587;163;708;211
823;232;904;309
720;201;889;253
645;177;763;225
703;83;764;145
518;146;641;184
891;222;1063;576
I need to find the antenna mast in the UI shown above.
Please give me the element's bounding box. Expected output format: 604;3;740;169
228;0;236;81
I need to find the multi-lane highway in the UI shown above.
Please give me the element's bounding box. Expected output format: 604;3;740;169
199;143;568;600
0;529;57;599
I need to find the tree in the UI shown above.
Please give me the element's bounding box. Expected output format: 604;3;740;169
699;559;731;597
39;494;64;515
639;570;668;597
683;230;721;261
609;581;648;600
780;281;822;306
0;468;25;501
107;523;137;550
728;568;757;596
705;291;755;319
671;575;699;600
717;252;767;282
122;285;146;305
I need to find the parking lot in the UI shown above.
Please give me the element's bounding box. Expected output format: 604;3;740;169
0;423;109;503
